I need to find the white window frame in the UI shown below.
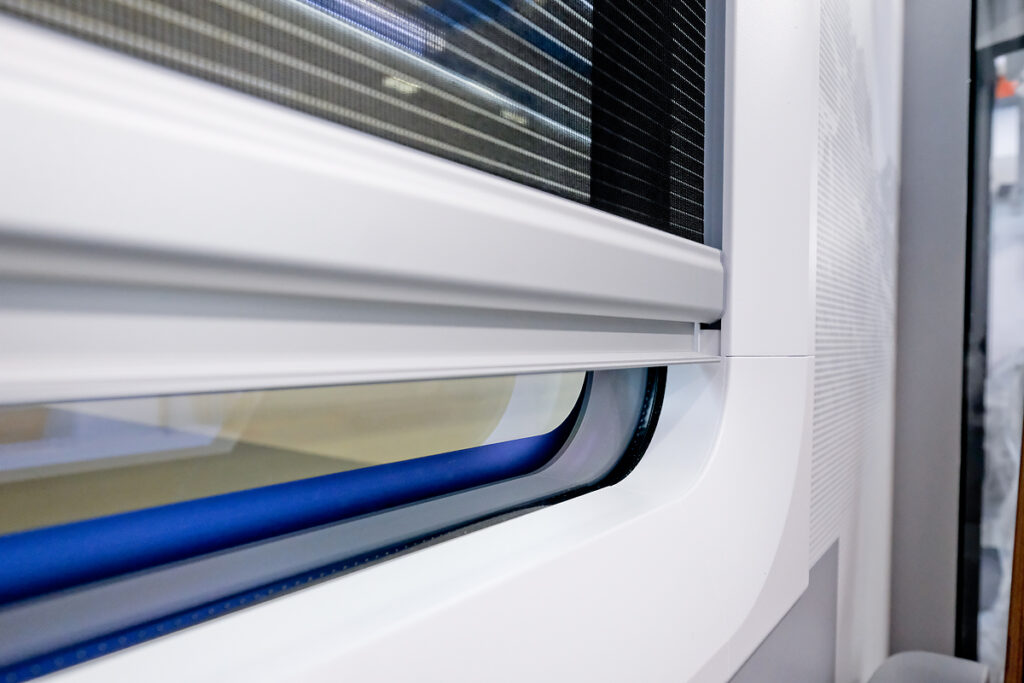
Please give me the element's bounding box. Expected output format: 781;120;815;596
0;15;721;405
0;0;823;679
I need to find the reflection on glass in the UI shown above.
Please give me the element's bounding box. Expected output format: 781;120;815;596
0;372;584;535
979;48;1024;682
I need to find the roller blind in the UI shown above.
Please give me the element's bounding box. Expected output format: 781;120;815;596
0;0;711;242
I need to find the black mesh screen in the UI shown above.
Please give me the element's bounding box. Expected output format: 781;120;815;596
0;0;711;242
591;1;706;242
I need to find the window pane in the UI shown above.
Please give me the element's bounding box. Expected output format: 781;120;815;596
0;372;584;535
974;46;1024;678
0;368;661;678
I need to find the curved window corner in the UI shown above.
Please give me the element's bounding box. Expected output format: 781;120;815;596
0;367;665;680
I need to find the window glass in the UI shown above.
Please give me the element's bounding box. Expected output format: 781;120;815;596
974;46;1024;680
0;372;584;535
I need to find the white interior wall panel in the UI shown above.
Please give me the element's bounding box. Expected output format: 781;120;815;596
813;0;903;680
812;0;901;562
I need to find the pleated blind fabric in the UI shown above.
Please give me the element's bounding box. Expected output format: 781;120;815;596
0;0;710;242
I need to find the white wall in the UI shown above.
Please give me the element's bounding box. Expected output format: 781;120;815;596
813;0;904;680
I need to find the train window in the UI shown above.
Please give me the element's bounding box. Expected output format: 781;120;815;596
0;1;720;679
0;368;664;678
0;372;583;600
0;0;713;242
0;373;584;538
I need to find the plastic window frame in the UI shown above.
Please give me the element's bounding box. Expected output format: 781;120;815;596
0;2;768;680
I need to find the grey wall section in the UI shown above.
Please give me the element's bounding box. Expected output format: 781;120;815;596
730;544;839;683
891;0;972;656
